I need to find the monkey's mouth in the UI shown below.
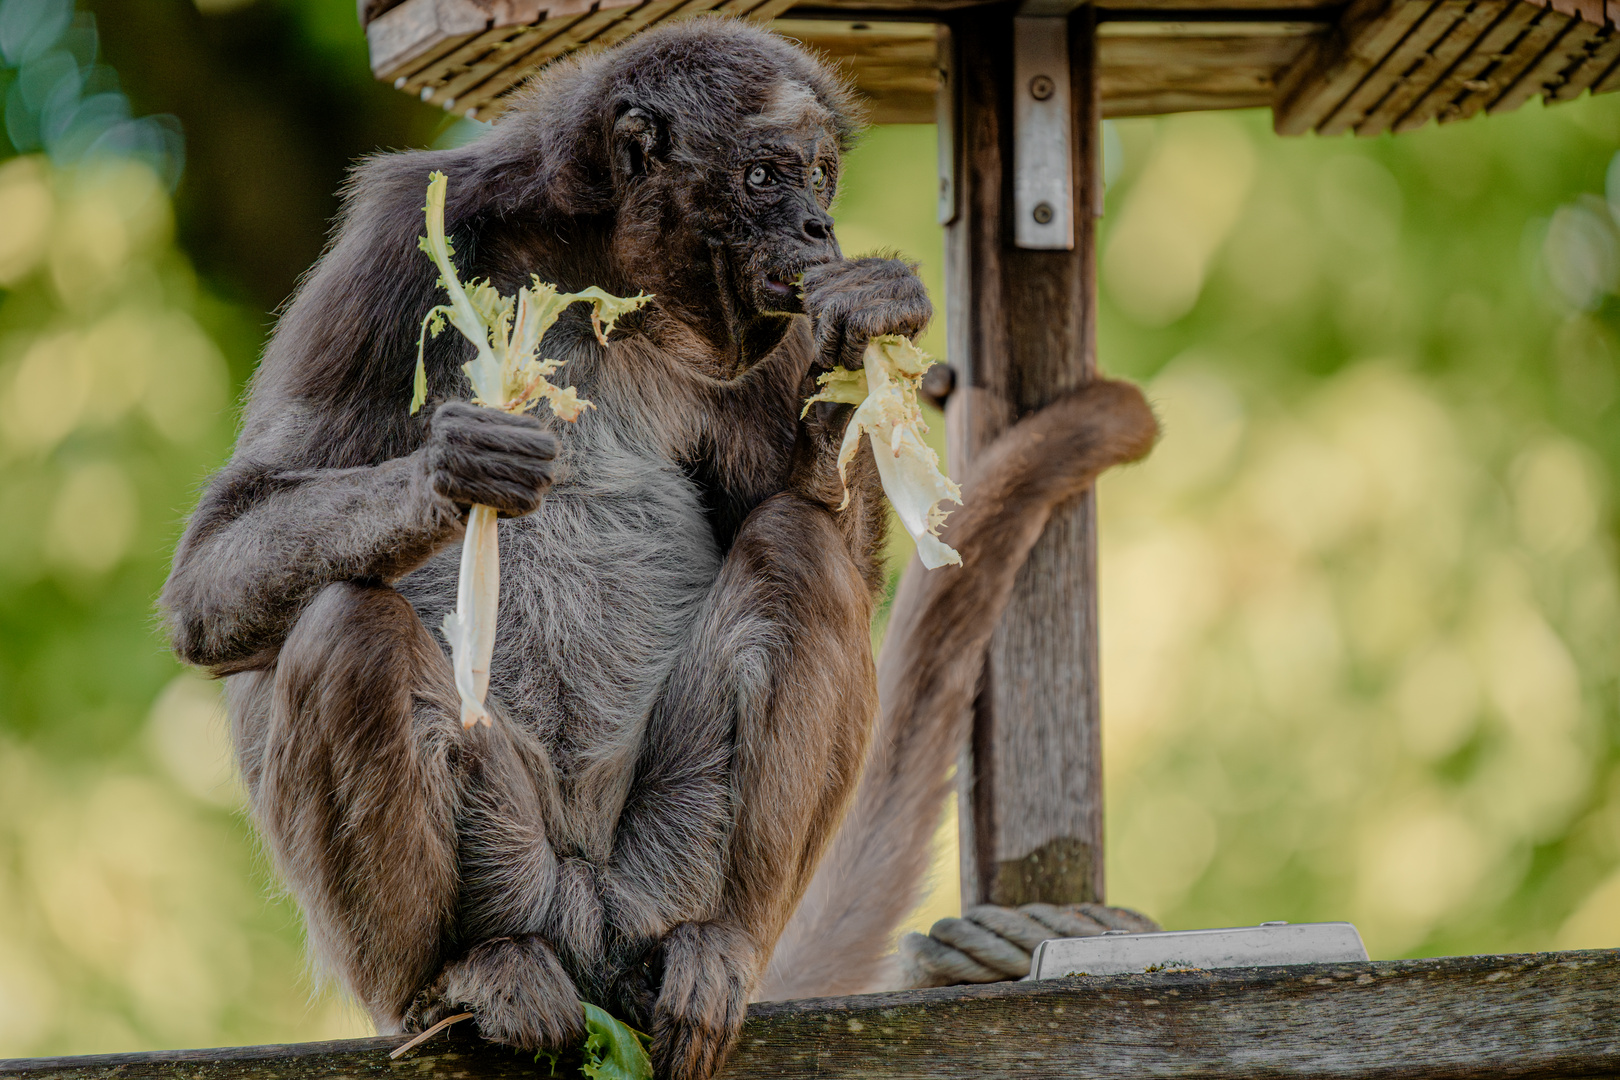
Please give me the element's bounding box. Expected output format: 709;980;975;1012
755;272;805;315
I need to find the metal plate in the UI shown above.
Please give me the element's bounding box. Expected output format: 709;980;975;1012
1012;15;1074;250
1029;921;1370;978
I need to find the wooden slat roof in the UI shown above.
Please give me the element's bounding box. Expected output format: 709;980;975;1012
366;0;1620;132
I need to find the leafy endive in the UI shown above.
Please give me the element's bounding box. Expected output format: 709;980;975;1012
802;334;963;569
531;1003;653;1080
411;171;652;727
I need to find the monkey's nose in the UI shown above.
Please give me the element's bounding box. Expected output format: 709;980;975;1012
803;212;833;242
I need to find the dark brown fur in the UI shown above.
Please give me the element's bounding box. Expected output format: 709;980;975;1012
161;17;1158;1080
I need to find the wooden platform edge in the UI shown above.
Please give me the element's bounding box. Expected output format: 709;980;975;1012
4;949;1619;1079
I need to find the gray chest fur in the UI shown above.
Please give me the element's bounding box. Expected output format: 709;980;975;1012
396;429;720;842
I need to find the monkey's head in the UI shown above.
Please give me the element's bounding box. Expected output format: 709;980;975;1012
506;18;863;350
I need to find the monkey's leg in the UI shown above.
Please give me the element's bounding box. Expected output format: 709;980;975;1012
608;492;878;1080
235;580;582;1047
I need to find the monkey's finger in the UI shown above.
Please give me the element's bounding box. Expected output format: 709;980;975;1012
929;916;1032;978
437;418;560;459
962;904;1063;953
896;931;1002;986
433;399;548;429
1019;902;1109;939
1073;902;1160;932
430;475;553;518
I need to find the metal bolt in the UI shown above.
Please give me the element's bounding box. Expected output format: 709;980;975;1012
1030;74;1055;101
1032;201;1054;225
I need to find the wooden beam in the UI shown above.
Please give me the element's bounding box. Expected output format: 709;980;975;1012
9;950;1620;1079
1271;0;1436;134
1393;0;1539;131
1352;0;1508;135
943;4;1105;909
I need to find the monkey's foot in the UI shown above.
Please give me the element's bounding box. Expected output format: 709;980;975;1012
896;903;1159;988
406;934;586;1052
651;921;756;1080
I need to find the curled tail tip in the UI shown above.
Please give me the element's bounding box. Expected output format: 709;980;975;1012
1070;376;1161;466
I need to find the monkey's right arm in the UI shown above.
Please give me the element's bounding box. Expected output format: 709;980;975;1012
162;400;558;671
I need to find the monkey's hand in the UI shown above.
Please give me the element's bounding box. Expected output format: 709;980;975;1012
650;921;757;1080
801;256;932;372
421;401;560;520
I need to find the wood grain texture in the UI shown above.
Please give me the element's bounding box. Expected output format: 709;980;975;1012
1594;29;1620;86
943;8;1104;910
1448;5;1570;117
1272;0;1437;134
778;20;941;122
1545;20;1619;98
1488;11;1599;110
1353;0;1509;134
367;0;489;80
9;951;1620;1079
1392;0;1538;129
1318;0;1469;134
1099;30;1319;116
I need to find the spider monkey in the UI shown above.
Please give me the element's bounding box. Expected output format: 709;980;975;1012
160;17;1157;1080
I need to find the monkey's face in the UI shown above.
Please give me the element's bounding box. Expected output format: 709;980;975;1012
609;79;848;347
724;125;843;318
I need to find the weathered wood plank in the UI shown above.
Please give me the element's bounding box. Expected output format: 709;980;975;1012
367;0;491;81
1393;0;1538;129
419;22;551;107
1355;0;1509;134
1099;31;1319;68
778;20;940;123
1546;22;1620;98
1318;0;1469;135
1540;0;1606;25
1594;31;1620;87
8;951;1619;1079
944;7;1104;910
1103;86;1274;113
1447;5;1570;117
1488;12;1601;111
1272;0;1437;135
1099;35;1316;108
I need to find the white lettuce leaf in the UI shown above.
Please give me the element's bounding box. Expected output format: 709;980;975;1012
805;335;963;569
407;170;653;726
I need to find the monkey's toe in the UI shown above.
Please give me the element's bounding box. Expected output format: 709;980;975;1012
896;903;1161;989
436;934;586;1052
650;922;755;1080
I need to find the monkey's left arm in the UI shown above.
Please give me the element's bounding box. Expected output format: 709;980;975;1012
605;261;917;1080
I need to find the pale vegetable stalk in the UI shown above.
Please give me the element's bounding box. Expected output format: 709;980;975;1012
802;334;964;569
410;171;651;727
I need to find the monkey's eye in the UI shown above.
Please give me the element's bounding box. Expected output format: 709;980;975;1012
811;164;827;190
747;165;772;188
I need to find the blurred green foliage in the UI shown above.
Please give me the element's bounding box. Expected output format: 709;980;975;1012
1;0;1619;1059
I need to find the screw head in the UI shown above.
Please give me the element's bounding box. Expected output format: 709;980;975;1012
1032;201;1055;225
1030;74;1055;101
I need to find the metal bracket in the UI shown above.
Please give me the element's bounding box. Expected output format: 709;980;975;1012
1028;922;1371;978
1013;15;1073;250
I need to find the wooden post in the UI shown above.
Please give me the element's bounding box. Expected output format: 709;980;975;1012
943;2;1104;909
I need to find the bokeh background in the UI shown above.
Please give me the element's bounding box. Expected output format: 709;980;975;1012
2;0;1620;1057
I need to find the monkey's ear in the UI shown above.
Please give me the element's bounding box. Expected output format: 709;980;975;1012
612;107;666;183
